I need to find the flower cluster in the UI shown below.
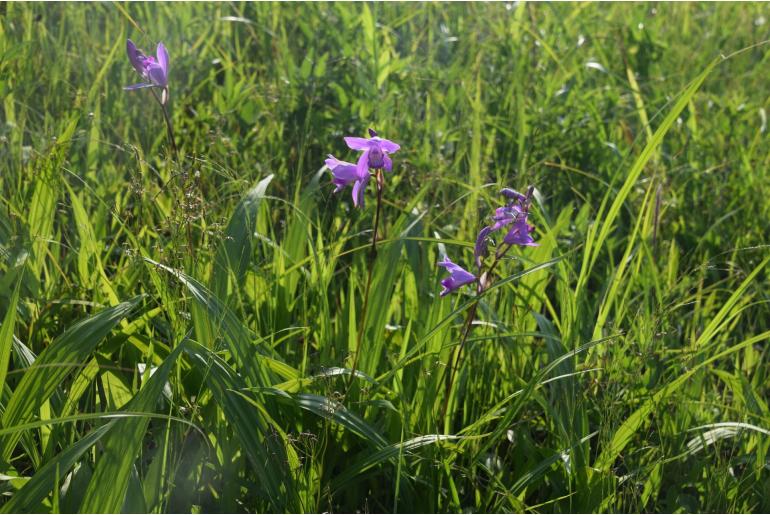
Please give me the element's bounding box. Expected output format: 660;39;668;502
124;39;170;102
439;187;537;296
325;129;400;208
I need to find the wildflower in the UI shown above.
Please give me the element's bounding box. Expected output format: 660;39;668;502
344;128;400;176
124;39;169;99
325;154;370;208
438;257;477;296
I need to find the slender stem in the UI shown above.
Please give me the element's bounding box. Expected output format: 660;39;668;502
150;88;179;163
370;170;384;258
440;299;478;424
345;169;383;395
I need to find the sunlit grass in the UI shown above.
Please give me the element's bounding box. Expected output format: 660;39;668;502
1;2;769;512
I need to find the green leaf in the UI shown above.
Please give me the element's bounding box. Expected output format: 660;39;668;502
1;423;114;514
330;434;459;492
183;340;298;512
79;344;185;513
0;275;22;392
1;297;140;460
211;174;273;300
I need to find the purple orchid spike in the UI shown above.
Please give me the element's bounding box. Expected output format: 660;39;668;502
344;129;400;178
488;189;538;247
325;154;370;208
124;39;169;100
438;257;477;297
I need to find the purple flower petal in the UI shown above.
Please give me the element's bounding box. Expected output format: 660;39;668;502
374;137;400;153
326;155;359;192
355;150;370;181
126;39;145;75
500;188;526;202
382;153;393;172
352;175;369;208
438;257;477;296
344;137;372;151
157;42;169;76
146;63;168;87
123;82;155;90
503;219;538;247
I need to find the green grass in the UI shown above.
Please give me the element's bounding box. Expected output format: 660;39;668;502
1;2;770;512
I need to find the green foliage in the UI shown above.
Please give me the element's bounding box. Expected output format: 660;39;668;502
1;2;769;513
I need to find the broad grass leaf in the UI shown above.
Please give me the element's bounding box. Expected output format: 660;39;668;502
79;344;185;513
212;174;273;300
0;276;22;392
183;340;298;512
0;297;141;460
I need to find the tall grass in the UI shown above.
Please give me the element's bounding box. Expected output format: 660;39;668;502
1;2;769;512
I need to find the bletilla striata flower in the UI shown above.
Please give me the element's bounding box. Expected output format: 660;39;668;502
438;257;477;297
325;154;370;208
327;128;400;208
344;128;400;178
124;39;170;101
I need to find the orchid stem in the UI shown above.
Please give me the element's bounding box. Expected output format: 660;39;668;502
346;169;384;395
439;240;513;428
150;88;179;164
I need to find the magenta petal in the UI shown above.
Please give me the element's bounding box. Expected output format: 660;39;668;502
344;137;371;151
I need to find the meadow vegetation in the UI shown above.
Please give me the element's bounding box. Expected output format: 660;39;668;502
0;2;769;512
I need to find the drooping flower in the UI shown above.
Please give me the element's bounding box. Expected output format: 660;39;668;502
344;128;400;178
438;257;477;296
500;188;527;203
474;225;493;269
325;154;370;207
124;39;169;94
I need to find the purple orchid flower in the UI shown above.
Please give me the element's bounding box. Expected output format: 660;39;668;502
124;39;169;98
344;128;400;178
325;154;370;208
438;257;477;297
